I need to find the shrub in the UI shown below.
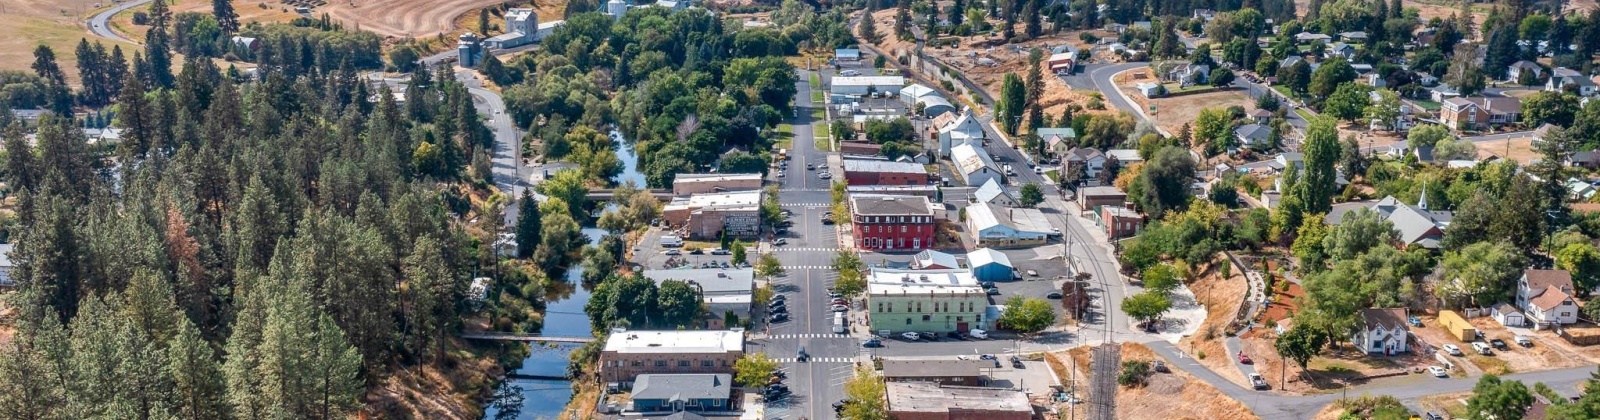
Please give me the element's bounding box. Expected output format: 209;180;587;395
1118;360;1151;387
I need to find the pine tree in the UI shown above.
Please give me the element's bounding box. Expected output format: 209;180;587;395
1025;48;1044;107
0;307;69;419
1298;116;1340;214
478;7;491;35
30;45;66;86
167;317;229;420
213;0;239;34
3;122;38;192
1023;0;1042;39
515;189;541;258
950;0;965;26
117;69;157;160
402;235;454;362
859;11;882;43
144;0;175;88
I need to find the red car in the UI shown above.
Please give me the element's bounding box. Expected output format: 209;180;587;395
1238;352;1252;364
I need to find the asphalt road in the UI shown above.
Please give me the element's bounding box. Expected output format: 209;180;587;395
88;0;151;43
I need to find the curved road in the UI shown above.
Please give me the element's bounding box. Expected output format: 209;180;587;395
88;0;152;43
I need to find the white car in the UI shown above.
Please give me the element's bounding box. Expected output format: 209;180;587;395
1442;344;1463;356
901;332;921;341
1514;335;1533;347
969;329;989;339
818;172;832;179
1428;365;1448;377
831;304;849;312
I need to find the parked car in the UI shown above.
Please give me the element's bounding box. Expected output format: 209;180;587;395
1011;356;1025;369
862;338;883;348
831;304;849;312
1428;365;1448;378
1471;342;1493;355
922;332;940;341
828;291;843;299
969;329;989;339
980;281;996;289
769;306;788;314
806;163;815;170
1424;412;1445;420
1515;335;1533;347
771;294;785;301
774;238;787;246
689;248;705;255
986;287;1001;295
664;249;681;256
1490;338;1508;350
1442;344;1463;356
1027;269;1039;276
901;332;921;341
769;313;789;322
1153;360;1169;373
1047;292;1063;299
818;172;832;179
1249;373;1269;390
768;301;785;309
710;248;731;255
947;331;965;340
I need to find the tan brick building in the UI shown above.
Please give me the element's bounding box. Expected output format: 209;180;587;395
886;382;1032;420
597;329;745;383
662;191;763;239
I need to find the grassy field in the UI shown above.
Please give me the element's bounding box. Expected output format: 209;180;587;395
110;0;301;44
0;0;142;86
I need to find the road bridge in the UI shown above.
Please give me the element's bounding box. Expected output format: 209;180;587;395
459;332;596;344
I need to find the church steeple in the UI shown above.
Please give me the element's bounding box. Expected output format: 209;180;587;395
1418;180;1429;211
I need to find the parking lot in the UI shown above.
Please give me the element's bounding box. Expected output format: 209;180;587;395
1409;315;1590;376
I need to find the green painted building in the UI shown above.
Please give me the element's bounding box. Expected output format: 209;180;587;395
866;269;992;334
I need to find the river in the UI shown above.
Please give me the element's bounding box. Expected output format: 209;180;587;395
482;131;641;420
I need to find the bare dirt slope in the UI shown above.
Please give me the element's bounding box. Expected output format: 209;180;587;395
1060;343;1260;420
110;0;301;43
321;0;563;39
0;0;141;85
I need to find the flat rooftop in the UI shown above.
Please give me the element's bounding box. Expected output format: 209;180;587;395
832;76;906;86
844;159;927;174
867;268;983;295
602;329;744;354
666;190;762;210
673;173;763;183
641;267;754;295
851;194;936;216
882;359;989;378
886;382;1031;414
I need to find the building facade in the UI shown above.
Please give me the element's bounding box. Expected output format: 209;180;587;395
662;191;762;239
851;195;937;251
671;173;763;195
886;382;1032;420
866;269;990;334
597;329;745;383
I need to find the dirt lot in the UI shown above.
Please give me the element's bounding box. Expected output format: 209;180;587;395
1058;343;1259;420
1474;135;1538;165
0;0;142;85
109;0;301;43
1176;261;1252;387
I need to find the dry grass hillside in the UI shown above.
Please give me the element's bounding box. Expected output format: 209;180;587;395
0;0;140;85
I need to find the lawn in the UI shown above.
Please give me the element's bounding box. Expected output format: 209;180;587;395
1271;85;1296;98
774;124;794;150
1294;108;1314;121
1162;83;1220;94
813;123;833;151
1411;100;1442;111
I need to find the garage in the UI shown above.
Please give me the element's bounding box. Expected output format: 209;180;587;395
1493;303;1526;328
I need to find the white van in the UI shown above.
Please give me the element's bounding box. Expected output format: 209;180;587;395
832;313;846;334
659;235;684;248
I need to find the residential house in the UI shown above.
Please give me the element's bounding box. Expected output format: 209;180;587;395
1507;60;1543;82
933;109;986;157
671;173;762;195
1364;73;1387;88
1036;127;1078;157
843;159;930;186
1048;52;1077;74
230;36;260;51
1567;178;1597;201
1165;63;1211;84
1294;32;1333;44
1440;96;1522;131
972;179;1019;207
597;329;745;383
1234;124;1272;148
1267;152;1304;173
1323;194;1452;249
867;268;990;333
1193;9;1217;20
662;191;762;239
1516;269;1580;327
912;249;960;270
1105;149;1143;165
886;382;1033;420
1077;186;1127;211
917;95;957;117
967;248;1014;283
965;203;1052;248
1326;42;1356;60
1279;55;1305;69
1100;206;1144;239
1569;151;1600;169
629;374;734;413
1353;308;1410;355
882;360;991;386
1061;147;1106;180
1249;109;1273;125
850;195;938;251
950;143;1001;187
641;267;755;328
1338;31;1368;43
1430;84;1461;102
1415;72;1439;86
1547;67;1597;97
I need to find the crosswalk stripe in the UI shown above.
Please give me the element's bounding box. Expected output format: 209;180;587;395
767;333;851;339
772;357;854;363
778;188;829;192
779;247;841;252
779;265;831;270
780;202;831;207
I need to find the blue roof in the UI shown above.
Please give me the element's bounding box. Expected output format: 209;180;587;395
836;48;861;58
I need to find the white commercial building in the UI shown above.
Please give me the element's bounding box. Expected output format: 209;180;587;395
965;203;1051;248
831;76;906;97
950;143;1000;187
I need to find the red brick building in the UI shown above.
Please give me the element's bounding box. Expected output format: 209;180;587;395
843;159;930;186
850;195;937;251
1099;205;1144;239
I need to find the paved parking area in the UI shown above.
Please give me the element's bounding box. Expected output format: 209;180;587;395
987;360;1060;394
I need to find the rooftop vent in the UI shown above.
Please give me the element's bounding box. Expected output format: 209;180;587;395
882;196;897;201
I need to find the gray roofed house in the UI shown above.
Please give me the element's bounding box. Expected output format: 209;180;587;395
1508;60;1543;81
629;374;734;413
912;249;960;269
1233;124;1271;148
1339;31;1368;42
973;179;1019;207
1279;55;1305;69
1547;67;1597;96
1294;32;1333;43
